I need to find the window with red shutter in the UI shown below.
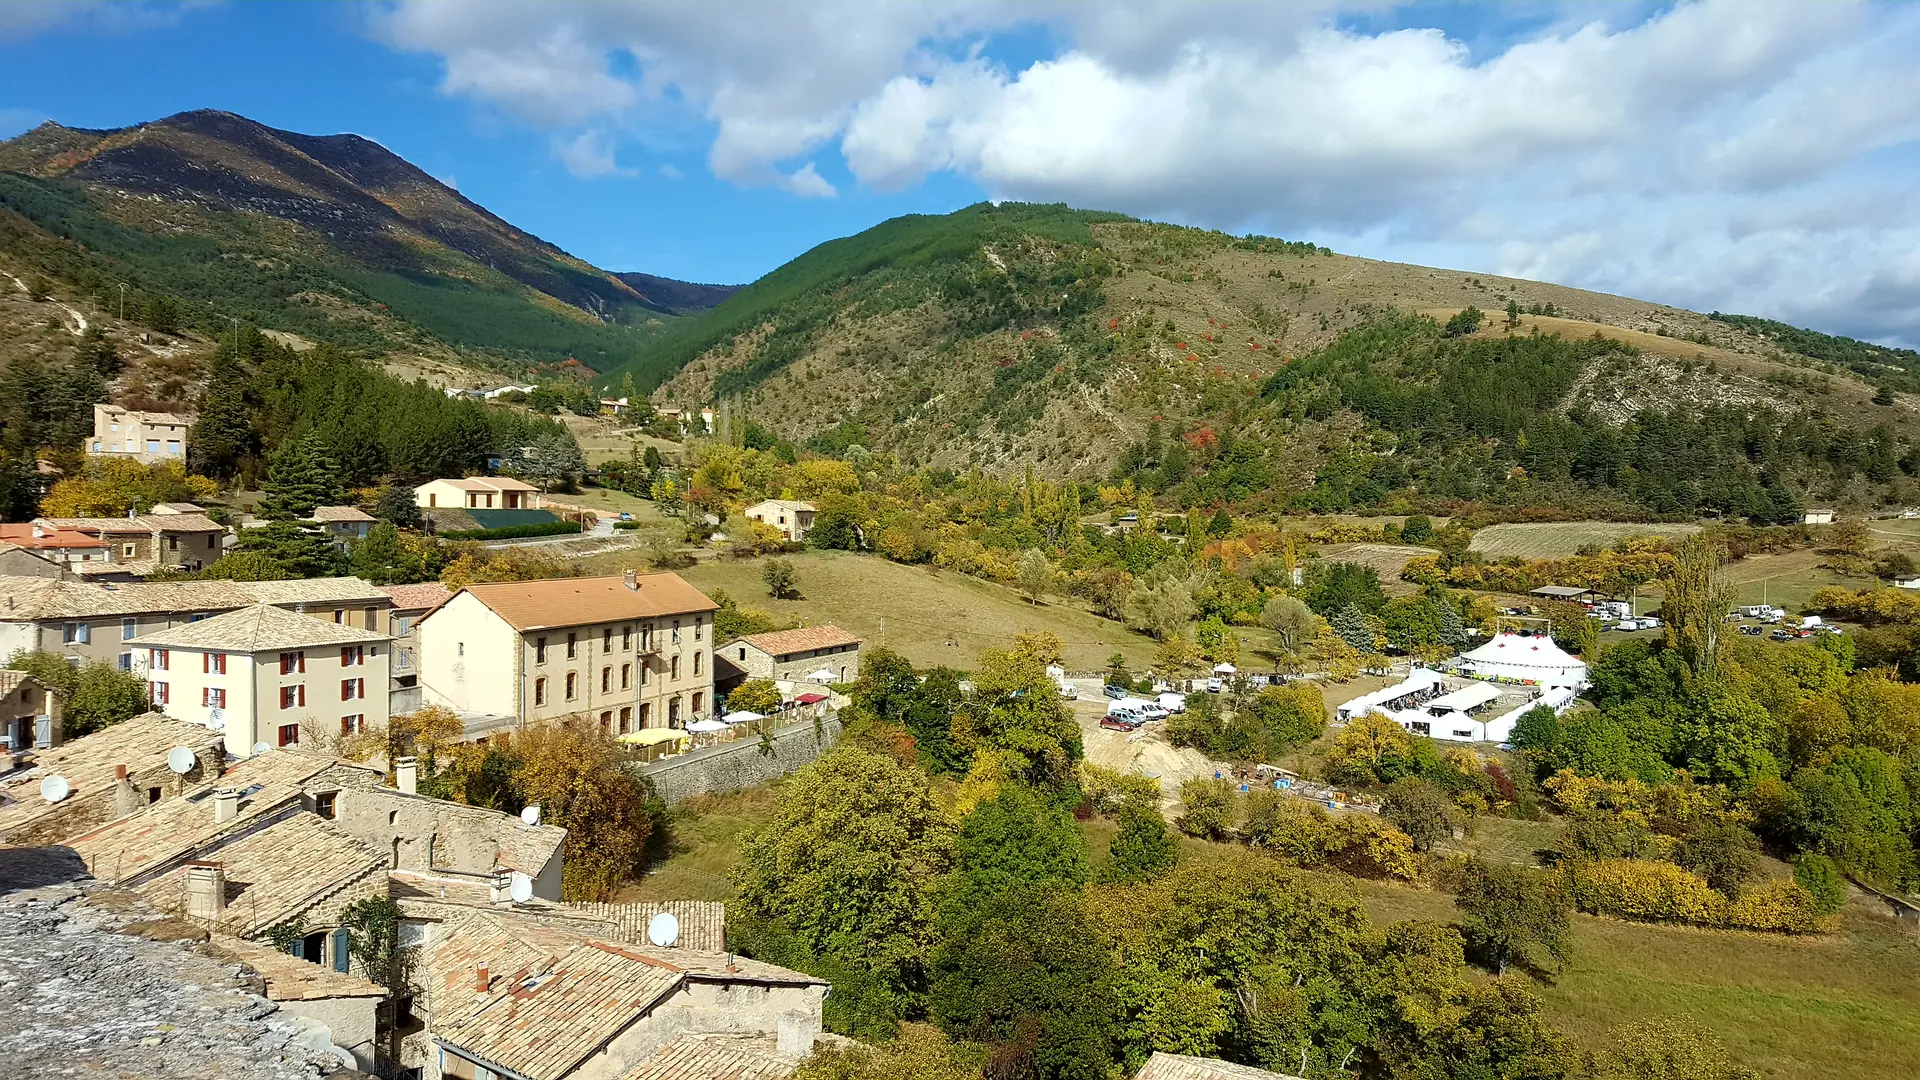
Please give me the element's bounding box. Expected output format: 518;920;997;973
297;684;306;707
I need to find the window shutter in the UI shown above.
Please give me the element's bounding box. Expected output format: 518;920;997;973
298;652;306;673
203;653;210;674
297;685;306;707
331;928;351;972
77;623;90;644
288;937;304;959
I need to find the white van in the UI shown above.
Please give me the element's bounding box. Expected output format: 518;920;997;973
1119;697;1167;721
1157;692;1187;714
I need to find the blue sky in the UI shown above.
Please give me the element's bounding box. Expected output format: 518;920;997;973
3;1;1917;345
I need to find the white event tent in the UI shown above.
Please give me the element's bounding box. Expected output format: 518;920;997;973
1456;632;1588;688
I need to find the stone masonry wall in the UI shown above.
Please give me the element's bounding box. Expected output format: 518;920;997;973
639;715;842;805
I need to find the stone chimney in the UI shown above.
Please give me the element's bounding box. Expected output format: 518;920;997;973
475;964;490;993
623;569;638;591
184;863;226;922
112;764;139;817
212;787;239;824
776;1011;819;1058
396;756;417;795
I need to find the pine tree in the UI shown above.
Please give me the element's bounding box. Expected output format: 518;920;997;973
1435;596;1469;648
230;521;345;579
1330;603;1378;654
257;433;345;520
189;353;256;480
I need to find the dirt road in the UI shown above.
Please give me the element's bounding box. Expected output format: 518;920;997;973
1068;678;1218;809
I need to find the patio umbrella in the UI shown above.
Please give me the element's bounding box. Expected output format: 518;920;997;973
1213;663;1238;675
722;710;766;725
805;668;837;683
686;718;728;733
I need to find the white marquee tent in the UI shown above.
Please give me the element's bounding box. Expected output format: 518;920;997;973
1457;633;1588;687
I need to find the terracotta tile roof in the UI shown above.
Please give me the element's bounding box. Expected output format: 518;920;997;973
619;1033;799;1080
0;712;223;842
139;812;386;936
379;582;453;613
0;524;105;549
310;506;376;523
211;936;387;1001
557;900;727;953
732;625;860;657
446;573;716;633
421;476;539;493
129;603;390;652
73;558;161;578
426;914;686;1080
1134;1053;1306;1080
234;577;392;606
69;750;355;884
40;514;225;533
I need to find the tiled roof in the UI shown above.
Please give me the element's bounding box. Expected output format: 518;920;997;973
379;582;453;613
619;1033;799;1080
426;914;686;1080
1134;1053;1307;1080
140;812;386;936
129;603;390;652
732;625;860;657
0;669;26;696
211;936;386;1001
149;502;207;514
310;506;376;523
0;524;105;549
73;558;161;578
558;900;727;952
98;405;192;425
744;499;816;513
446;573;716;633
40;514;225;533
419;476;539;493
70;750;348;883
234;577;391;606
0;577;246;620
0;712;222;842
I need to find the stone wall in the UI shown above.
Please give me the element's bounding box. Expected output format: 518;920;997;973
639;714;842;805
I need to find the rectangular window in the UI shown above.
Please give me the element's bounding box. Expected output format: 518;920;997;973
601;666;611;693
333;609;345;624
694;617;703;642
603;628;612;652
341;678;364;701
122;543;137;558
670;655;680;681
203;687;226;709
534;677;547;706
640;702;651;727
566;633;577;659
672;621;681;645
599;710;612;733
145;439;160;455
621;663;631;689
278;723;300;747
122;618;136;641
210;653;226;675
281;685;306;709
149;681;169;705
693;651;702;676
619;706;632;732
166;440;181;455
168;536;179;551
363;607;377;630
118;652;132;672
316;791;337;819
565;672;577;700
536;637;547;664
622;626;631;651
152;648;170;671
340;715;364;736
692;691;704;714
341;646;363;667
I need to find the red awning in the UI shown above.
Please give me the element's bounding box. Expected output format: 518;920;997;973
795;693;828;705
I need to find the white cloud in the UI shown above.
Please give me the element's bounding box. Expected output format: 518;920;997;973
553;130;638;179
658;163;683;179
782;162;837;199
373;0;1920;345
0;0;217;41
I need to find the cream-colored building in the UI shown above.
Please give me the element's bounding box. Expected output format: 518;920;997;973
89;403;190;462
743;499;816;543
418;571;717;734
39;513;227;574
414;476;539;510
130;603;392;758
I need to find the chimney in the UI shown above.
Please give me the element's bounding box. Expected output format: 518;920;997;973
776;1011;819;1058
623;569;638;591
184;863;226;922
112;764;138;816
212;787;239;824
488;873;513;903
395;756;418;795
475;964;490;993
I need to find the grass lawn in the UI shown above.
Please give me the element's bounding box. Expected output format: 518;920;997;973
1720;548;1870;611
1438;815;1565;865
1468;521;1702;560
644;549;1162;670
614;785;782;902
1346;875;1920;1080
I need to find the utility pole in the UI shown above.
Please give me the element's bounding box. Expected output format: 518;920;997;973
117;282;129;322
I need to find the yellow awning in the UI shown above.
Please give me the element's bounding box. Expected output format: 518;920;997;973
618;728;690;746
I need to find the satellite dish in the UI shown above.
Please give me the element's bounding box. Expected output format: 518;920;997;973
39;775;70;803
206;706;225;730
519;804;542;827
251;741;271;756
508;872;534;904
166;745;196;774
647;911;680;948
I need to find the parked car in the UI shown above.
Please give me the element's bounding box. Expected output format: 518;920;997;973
1100;714;1143;732
1739;624;1764;636
618;512;634;521
1770;628;1793;641
1103;684;1129;700
1204;677;1223;693
1057;680;1079;700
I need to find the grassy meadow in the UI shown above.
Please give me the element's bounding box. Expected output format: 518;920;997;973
1468;521;1702;560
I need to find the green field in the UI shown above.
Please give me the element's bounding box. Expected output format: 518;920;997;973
637;549;1161;670
1718;548;1871;611
1468;521;1701;559
1345;876;1920;1080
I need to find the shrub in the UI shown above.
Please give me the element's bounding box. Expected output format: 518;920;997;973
437;520;583;540
1793;853;1847;915
613;519;642;530
1177;776;1236;840
1566;858;1831;933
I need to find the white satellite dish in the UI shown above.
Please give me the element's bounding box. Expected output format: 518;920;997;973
207;706;225;730
251;741;271;756
166;745;196;774
39;775;70;803
508;872;534;904
519;804;542;827
647;911;680;948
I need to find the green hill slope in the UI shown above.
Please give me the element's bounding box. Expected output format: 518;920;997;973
617;203;1920;517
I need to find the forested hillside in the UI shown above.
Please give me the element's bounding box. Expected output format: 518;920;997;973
0;111;729;374
633;203;1920;518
